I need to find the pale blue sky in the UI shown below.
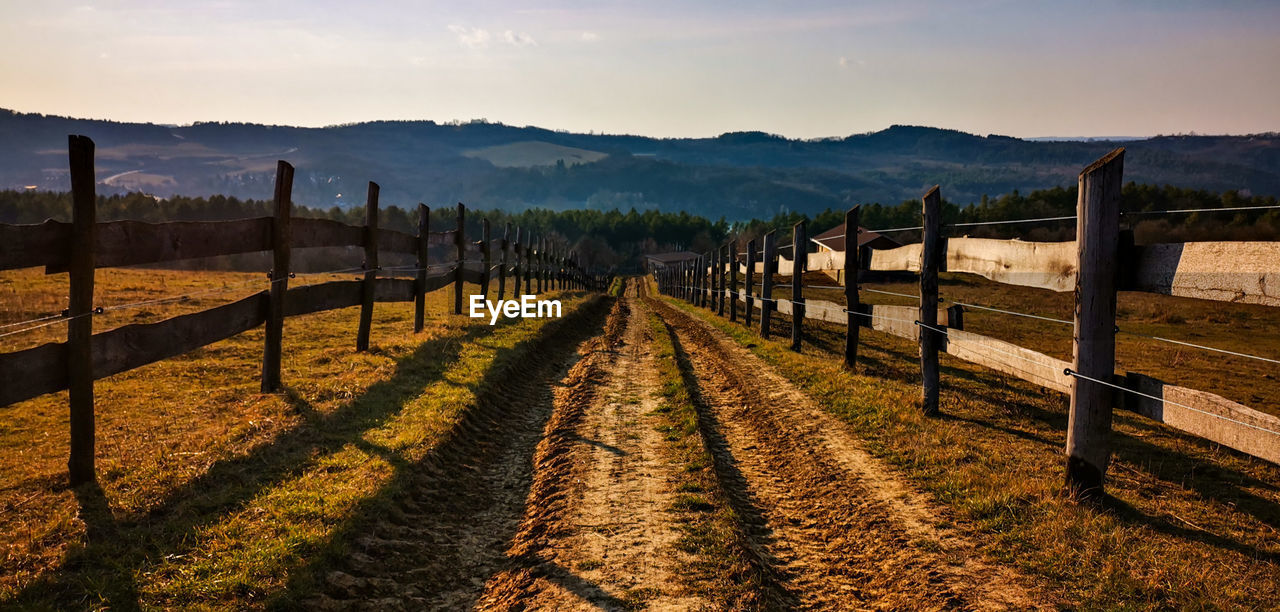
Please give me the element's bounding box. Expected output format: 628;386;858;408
2;1;1277;138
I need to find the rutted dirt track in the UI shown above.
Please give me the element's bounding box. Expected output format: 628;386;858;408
307;279;1046;609
648;282;1046;610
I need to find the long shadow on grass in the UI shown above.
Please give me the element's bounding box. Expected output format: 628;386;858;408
270;296;615;608
10;317;523;609
662;317;797;609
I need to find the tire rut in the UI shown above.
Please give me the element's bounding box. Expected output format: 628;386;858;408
651;294;1048;611
303;296;613;611
479;282;708;610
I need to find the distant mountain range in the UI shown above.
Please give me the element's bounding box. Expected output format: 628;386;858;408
2;109;1277;220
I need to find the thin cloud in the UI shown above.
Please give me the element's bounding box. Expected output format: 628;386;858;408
502;30;537;46
581;32;600;42
448;25;491;48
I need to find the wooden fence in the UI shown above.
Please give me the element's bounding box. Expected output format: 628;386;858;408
0;135;608;485
654;148;1280;498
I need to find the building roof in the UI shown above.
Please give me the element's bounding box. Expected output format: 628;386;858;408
644;251;701;266
811;223;900;251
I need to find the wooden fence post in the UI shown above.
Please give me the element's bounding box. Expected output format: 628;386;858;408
512;227;522;297
706;253;716;311
1066;148;1125;500
67;134;96;486
761;231;777;338
791;220;806;352
678;261;685;301
454;203;465;315
708;250;716;311
716;246;725;316
356;182;379;351
845;206;860;369
920;186;943;415
481;219;492;300
414;204;429;332
745;239;755;328
536;238;544;293
525;236;534;295
262;160;293;392
499;222;510;301
729;241;738;323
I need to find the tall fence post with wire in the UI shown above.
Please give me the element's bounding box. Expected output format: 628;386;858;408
745;238;756;329
356;182;379;352
761;230;777;339
791;220;806;352
499;222;510;302
261;160;293;392
481;219;492;300
1066;148;1125;500
453;203;465;315
729;241;738;323
919;186;944;416
845;205;860;369
413;204;429;333
67;134;96;486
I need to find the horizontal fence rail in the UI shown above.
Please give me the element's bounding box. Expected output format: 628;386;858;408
0;135;612;485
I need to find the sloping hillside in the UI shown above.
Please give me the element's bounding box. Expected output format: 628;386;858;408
1;109;1277;219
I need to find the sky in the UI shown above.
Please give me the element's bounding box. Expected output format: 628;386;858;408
1;0;1278;139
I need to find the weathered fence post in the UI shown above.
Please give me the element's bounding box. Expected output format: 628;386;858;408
512;227;523;297
717;246;726;316
680;261;691;302
262;160;293;392
525;236;534;295
709;249;717;311
761;231;777;338
708;249;716;311
499;222;510;301
67;134;96;486
729;241;738;323
356;182;380;351
705;252;713;310
481;219;492;299
920;186;943;415
536;238;544;293
454;203;465;315
791;220;806;352
845;206;860;369
745;239;755;329
414;204;430;332
1066;148;1125;500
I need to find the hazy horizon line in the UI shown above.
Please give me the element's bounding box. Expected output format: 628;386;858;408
6;106;1277;144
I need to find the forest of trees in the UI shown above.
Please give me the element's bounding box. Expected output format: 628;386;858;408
1;183;1277;271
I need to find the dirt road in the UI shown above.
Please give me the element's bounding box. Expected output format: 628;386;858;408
307;279;1044;609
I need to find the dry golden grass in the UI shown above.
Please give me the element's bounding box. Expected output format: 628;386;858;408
0;266;590;608
665;275;1280;608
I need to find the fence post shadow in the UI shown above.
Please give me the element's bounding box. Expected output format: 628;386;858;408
10;319;514;608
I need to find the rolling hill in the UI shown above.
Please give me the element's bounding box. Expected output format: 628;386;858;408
1;109;1277;220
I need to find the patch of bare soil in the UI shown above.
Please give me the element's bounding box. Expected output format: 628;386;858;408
480;282;708;610
652;296;1050;610
302;297;612;610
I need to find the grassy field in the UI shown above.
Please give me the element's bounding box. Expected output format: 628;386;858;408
0;267;591;608
665;275;1280;608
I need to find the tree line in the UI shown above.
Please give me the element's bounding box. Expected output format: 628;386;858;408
2;183;1276;271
